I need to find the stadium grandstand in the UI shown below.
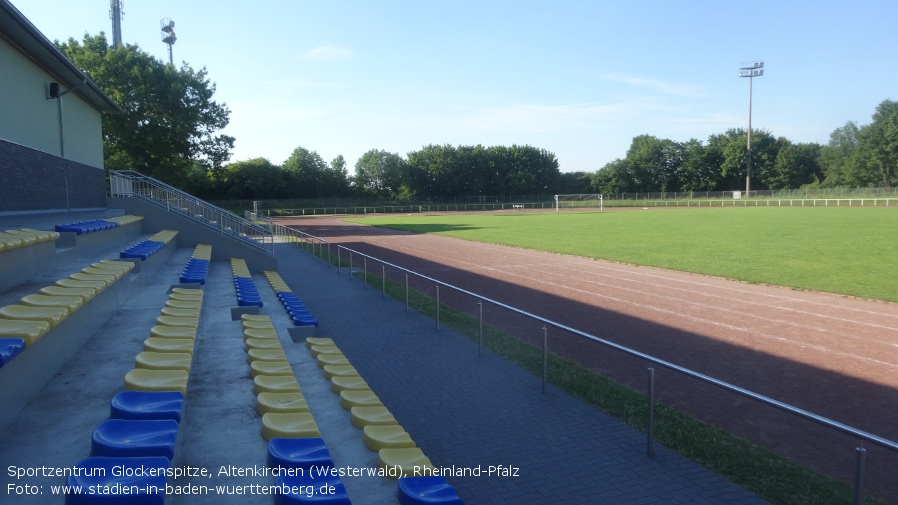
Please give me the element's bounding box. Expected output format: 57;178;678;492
0;1;805;504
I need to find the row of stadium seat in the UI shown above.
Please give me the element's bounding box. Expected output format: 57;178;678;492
307;338;464;504
0;259;134;361
54;215;143;235
239;313;353;504
179;244;212;284
264;271;319;327
0;227;60;252
120;230;178;260
64;286;205;504
231;258;263;306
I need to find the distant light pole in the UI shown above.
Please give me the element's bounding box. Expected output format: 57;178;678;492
738;61;764;196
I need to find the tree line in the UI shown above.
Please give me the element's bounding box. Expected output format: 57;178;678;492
57;34;896;201
589;99;896;195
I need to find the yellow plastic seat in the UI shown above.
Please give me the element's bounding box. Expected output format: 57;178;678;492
143;337;194;354
6;228;53;242
246;348;288;364
150;325;196;340
20;294;82;314
0;232;29;249
350;407;397;430
82;266;124;279
69;272;115;286
378;448;434;479
91;261;133;274
168;292;204;302
165;299;202;310
305;337;334;349
242;320;275;330
0;304;68;328
135;351;192;372
124;369;188;396
253;375;301;395
316;353;348;368
0;318;50;346
55;278;106;292
261;412;320;441
331;375;369;394
0;233;26;248
340;389;383;410
241;314;271;323
245;337;282;351
243;328;278;340
250;360;294;377
256;392;309;416
323;364;359;380
38;285;96;301
309;344;342;358
155;315;199;328
171;287;203;297
97;259;135;271
160;307;200;319
364;425;416;451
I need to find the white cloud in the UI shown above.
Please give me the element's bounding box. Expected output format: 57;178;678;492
603;73;709;99
299;45;355;62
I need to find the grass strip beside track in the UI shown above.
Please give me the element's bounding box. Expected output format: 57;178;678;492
346;206;898;302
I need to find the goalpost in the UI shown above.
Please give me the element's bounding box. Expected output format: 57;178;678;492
554;194;603;212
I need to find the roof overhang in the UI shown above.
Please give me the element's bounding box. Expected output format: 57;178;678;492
0;0;121;114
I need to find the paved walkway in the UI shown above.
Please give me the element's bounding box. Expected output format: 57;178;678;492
274;244;768;505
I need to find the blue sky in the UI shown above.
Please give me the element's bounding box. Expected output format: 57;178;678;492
11;0;898;173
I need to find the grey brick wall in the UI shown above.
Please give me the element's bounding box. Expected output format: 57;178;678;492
0;139;106;211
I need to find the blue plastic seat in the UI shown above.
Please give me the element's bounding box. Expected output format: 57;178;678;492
109;390;184;422
90;419;179;459
268;438;334;471
0;338;26;367
274;472;350;505
64;456;168;505
397;476;464;505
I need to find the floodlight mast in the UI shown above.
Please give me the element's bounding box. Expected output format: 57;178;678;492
109;0;124;49
738;61;764;196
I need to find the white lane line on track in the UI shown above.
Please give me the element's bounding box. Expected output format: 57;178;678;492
370;237;898;339
358;237;898;362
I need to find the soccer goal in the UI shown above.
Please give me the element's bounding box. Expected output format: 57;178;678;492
554;194;603;212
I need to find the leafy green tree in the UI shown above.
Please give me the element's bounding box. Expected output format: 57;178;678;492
819;122;861;187
216;158;284;199
766;141;822;189
282;147;329;198
858;99;898;188
327;155;350;194
680;138;721;192
56;34;234;185
354;149;407;198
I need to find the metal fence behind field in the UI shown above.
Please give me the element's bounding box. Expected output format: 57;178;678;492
274;221;898;504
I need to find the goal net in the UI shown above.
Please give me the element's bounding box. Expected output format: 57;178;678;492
554;194;603;212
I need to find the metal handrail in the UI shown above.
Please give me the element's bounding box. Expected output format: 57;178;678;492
336;244;897;453
334;243;894;503
109;170;274;254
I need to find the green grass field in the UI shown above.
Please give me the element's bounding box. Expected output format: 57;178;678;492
347;206;898;302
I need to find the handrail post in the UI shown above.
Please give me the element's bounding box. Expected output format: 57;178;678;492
853;447;866;505
647;366;656;457
381;264;385;299
478;300;484;357
337;247;341;274
363;257;367;287
541;325;548;395
405;274;409;313
435;285;440;331
349;252;353;277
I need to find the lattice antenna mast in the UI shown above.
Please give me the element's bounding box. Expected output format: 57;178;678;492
161;18;176;66
109;0;124;48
